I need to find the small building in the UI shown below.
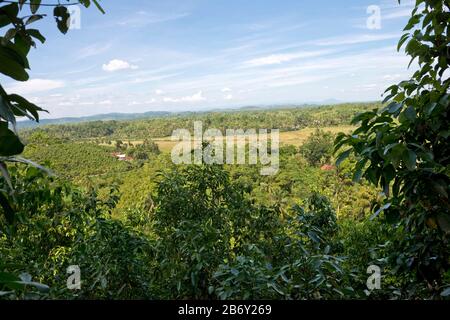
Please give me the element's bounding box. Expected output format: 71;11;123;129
116;154;127;161
111;152;133;161
320;164;335;171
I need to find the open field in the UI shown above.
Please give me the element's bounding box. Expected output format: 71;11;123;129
149;125;355;153
97;125;355;153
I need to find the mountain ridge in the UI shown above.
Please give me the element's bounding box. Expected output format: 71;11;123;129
17;99;345;128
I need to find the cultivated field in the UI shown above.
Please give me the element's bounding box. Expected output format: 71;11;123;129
100;125;356;153
154;125;355;152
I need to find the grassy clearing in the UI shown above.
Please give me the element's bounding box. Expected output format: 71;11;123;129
153;125;356;153
96;125;355;153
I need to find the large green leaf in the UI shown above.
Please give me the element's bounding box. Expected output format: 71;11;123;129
26;29;46;44
25;14;44;26
402;149;417;170
13;33;31;56
386;143;405;168
0;38;29;68
437;213;450;234
0;122;24;156
8;93;47;121
0;192;14;224
335;148;352;167
0;3;19;19
54;6;70;34
0;94;17;129
0;45;29;81
30;0;41;14
18;0;27;10
0;272;49;292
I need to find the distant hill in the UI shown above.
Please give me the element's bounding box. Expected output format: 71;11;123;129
17;111;172;128
17;100;345;129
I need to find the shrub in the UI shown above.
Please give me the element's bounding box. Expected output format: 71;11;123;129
300;129;334;166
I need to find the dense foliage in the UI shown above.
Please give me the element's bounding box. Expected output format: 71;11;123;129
336;0;450;297
2;98;449;299
20;103;375;140
0;162;369;299
1;0;449;300
300;129;334;166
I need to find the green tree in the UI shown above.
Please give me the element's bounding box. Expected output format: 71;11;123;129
0;0;104;224
300;129;334;166
151;165;242;298
0;1;104;293
335;0;450;296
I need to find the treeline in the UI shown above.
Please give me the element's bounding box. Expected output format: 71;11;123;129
21;103;377;140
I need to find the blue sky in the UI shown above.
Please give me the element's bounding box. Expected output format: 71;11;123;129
3;0;418;118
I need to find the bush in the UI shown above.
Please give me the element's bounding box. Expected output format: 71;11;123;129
300;129;334;166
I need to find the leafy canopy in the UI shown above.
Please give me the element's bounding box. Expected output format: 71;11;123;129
0;0;104;224
335;0;450;291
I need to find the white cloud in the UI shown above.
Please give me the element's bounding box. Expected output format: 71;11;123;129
244;50;332;67
313;33;399;46
77;43;112;60
163;91;206;103
183;91;206;102
381;0;415;9
267;75;332;88
383;8;412;20
128;98;157;105
142;46;410;102
102;59;138;72
155;89;165;95
99;100;112;105
353;83;380;92
246;54;297;66
224;94;233;100
380;0;416;20
221;87;232;92
58;101;74;106
383;74;402;81
6;79;65;95
128;101;141;106
357;83;377;88
118;12;190;27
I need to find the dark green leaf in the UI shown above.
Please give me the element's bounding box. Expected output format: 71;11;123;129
0;192;14;224
54;6;70;34
92;0;106;14
402;149;416;170
30;0;41;14
437;214;450;234
335;148;352;167
26;29;46;44
0;44;29;81
0;121;24;156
